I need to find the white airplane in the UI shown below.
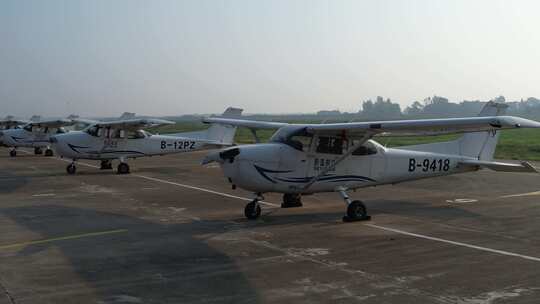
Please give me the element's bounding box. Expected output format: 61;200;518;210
203;102;540;222
51;107;243;175
1;118;76;157
0;116;29;146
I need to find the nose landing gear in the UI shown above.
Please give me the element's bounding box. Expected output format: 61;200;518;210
244;194;263;220
338;188;370;222
9;149;17;157
34;147;43;155
66;162;76;175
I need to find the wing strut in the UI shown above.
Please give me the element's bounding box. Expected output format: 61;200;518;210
249;128;261;143
301;132;374;192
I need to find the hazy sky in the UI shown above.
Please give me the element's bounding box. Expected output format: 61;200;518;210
2;0;540;117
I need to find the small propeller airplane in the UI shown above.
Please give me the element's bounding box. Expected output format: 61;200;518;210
202;102;540;222
50;107;243;175
0;116;29;146
1;118;77;157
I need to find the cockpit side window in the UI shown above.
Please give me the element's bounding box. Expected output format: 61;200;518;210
23;125;33;132
270;127;313;152
56;127;67;134
85;126;101;137
316;136;344;155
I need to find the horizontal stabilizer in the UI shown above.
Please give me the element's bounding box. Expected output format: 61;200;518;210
459;160;538;173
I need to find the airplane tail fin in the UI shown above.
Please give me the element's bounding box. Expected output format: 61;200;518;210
30;115;41;122
457;101;508;160
203;107;243;145
119;112;136;120
169;107;243;145
399;101;507;160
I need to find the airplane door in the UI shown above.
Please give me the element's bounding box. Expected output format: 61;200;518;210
306;135;344;179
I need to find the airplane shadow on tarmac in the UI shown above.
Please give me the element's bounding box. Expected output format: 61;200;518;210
0;205;258;304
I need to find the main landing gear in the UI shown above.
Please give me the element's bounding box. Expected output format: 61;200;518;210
34;147;43;155
244;194;263;220
100;160;113;170
117;162;130;174
281;193;302;208
66;162;76;175
44;148;54;157
339;188;370;222
9;149;16;157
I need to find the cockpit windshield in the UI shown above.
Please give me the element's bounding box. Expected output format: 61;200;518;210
269;126;313;151
23;125;33;132
85;126;102;137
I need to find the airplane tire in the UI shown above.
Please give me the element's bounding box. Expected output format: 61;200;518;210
244;201;261;220
66;164;76;175
117;162;130;174
9;150;16;157
34;147;43;155
346;200;367;221
44;149;53;157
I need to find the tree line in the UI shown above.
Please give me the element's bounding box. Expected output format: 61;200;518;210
317;95;540;120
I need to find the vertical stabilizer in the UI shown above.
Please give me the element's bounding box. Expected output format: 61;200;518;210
204;107;243;144
170;107;243;145
458;101;508;160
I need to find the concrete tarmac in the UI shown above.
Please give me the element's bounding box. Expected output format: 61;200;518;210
1;148;540;303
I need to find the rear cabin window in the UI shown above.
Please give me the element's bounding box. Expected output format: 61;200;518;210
316;136;343;155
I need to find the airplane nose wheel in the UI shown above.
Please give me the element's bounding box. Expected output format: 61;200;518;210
34;147;43;155
44;149;54;157
66;163;76;175
117;162;130;174
9;149;16;157
244;195;262;220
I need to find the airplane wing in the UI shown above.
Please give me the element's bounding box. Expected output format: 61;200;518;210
29;119;75;128
306;116;540;138
0;119;29;127
202;117;287;129
93;118;175;130
203;115;540;139
458;159;538;173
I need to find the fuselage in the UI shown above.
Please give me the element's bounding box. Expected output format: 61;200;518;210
217;140;476;194
1;127;57;148
52;130;218;160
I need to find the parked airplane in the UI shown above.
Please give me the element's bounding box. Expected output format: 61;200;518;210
203;102;540;222
0;116;29;146
51;107;243;175
1;118;76;157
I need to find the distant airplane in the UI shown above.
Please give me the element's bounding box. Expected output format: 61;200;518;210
203;102;540;222
1;113;144;156
51;107;243;175
1;118;76;156
0;116;29;146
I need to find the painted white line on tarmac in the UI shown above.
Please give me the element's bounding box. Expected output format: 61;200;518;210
19;149;280;208
134;174;280;207
500;191;540;198
365;223;540;263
